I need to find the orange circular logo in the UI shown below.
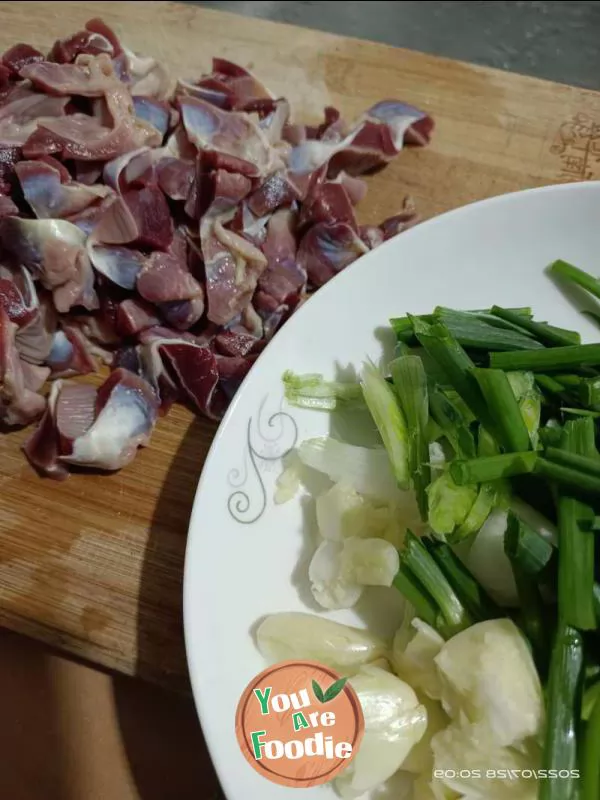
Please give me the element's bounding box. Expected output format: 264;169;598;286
235;660;364;788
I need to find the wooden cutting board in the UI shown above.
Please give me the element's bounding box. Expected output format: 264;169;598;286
2;0;600;693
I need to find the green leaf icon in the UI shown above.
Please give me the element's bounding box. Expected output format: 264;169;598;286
312;679;325;703
323;677;348;703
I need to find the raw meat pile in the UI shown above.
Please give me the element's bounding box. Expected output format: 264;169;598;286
0;18;434;480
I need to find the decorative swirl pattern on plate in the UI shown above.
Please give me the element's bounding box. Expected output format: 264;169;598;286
227;397;298;525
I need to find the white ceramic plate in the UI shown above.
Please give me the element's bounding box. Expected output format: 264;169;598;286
183;181;600;800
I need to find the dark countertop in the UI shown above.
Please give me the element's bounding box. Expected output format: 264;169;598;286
192;1;600;90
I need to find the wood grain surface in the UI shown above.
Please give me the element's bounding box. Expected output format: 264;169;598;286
1;1;600;692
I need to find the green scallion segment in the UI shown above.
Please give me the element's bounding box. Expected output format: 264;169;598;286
534;459;600;499
428;385;477;459
399;530;473;638
454;482;497;541
549;259;600;301
390;356;430;520
490;305;581;347
555;420;596;631
504;511;554;577
392;569;439;631
471;367;533;451
544;447;600;479
432;307;543;351
450;451;538;485
426;537;500;621
410;316;497;434
490;343;600;372
540;625;584;800
390;307;535;344
504;513;550;673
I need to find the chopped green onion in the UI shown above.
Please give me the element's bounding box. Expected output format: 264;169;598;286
504;513;550;674
583;678;600;722
555;420;596;631
535;459;600;499
426;472;478;537
360;361;410;489
504;511;554;577
425;537;500;621
544;447;600;478
490;343;600;372
561;408;600;418
283;371;363;410
536;374;575;400
400;530;473;638
453;482;497;541
432;307;543;351
581;689;600;800
594;583;600;625
390;355;430;520
506;371;542;447
450;451;538;485
540;625;584;800
471;368;533;451
428;385;476;459
390;307;534;343
392;568;438;630
490;305;581;347
549;259;600;301
410;317;496;434
579;378;600;409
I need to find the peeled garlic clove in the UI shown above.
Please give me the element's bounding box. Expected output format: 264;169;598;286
392;617;445;700
308;539;363;609
255;612;388;674
340;536;400;586
402;693;449;773
316;481;365;540
431;721;539;799
434;618;544;747
335;665;428;798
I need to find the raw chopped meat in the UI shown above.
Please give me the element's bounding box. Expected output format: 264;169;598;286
61;367;158;469
179;95;281;177
0;306;46;425
87;243;146;290
15;159;112;218
298;221;369;287
46;325;96;377
2;44;45;77
23;368;158;475
0;217;98;311
49;18;121;64
0;17;433;478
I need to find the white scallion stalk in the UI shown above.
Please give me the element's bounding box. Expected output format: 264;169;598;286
297;437;400;499
360;361;410;489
